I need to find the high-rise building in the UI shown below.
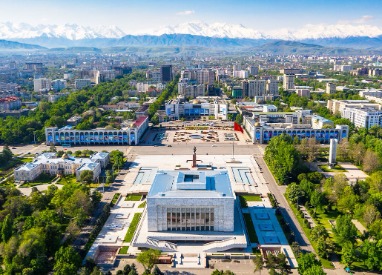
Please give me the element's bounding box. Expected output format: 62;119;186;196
248;80;266;97
161;65;173;82
248;66;259;76
52;79;66;92
34;78;51;92
197;69;215;85
266;80;279;95
283;74;295;90
326;82;336;94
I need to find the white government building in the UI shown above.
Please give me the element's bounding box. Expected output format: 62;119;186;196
132;170;247;252
14;152;109;182
45;116;148;146
147;170;235;232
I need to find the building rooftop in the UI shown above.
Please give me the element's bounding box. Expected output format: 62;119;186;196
148;170;234;199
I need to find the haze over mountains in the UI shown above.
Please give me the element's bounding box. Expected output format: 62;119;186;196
1;21;382;52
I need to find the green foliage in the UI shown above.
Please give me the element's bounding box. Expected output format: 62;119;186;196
110;150;124;171
0;182;94;274
264;134;300;184
80;170;94;184
211;270;236;275
124;213;142;242
0;72;145;145
297;253;323;275
148;75;179;119
136;249;161;271
334;215;358;244
53;246;81;275
1;214;13;242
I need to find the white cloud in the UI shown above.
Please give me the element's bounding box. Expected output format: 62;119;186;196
338;15;374;25
354;15;373;23
176;10;195;16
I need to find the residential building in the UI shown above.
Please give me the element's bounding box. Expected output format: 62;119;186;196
34;78;51;92
266;79;279;96
248;80;266;97
197;69;215;85
326;82;336;94
327;99;381;114
75;79;92;90
342;107;382;128
296;89;310;97
0;96;21;111
52;79;66;92
233;70;248;79
283;74;295;90
333;64;352;72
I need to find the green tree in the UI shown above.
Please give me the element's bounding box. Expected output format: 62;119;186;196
2;214;13;242
334;215;358;244
53;246;81;275
264;134;300;184
341;242;357;267
253;256;264;274
285;183;305;204
136;249;161;271
303;265;326;275
110;150;124;171
310;190;325;213
80;170;94;184
297;253;321;275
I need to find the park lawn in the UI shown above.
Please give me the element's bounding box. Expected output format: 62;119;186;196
125;194;142;201
242;195;262;202
239;195;262;208
318;165;347;172
138;201;146;208
118;246;129;254
286;198;334;269
243;213;259;243
19;157;33;163
20;173;56;187
315;209;340;236
124;213;142;242
57;175;77;185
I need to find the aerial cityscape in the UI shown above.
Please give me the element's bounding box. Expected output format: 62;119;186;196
1;1;382;274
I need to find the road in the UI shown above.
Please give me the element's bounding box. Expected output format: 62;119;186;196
253;147;315;254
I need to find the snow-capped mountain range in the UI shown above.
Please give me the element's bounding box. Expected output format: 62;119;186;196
144;21;382;40
0;22;125;40
1;21;382;41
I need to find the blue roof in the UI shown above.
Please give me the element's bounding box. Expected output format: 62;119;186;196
147;170;234;199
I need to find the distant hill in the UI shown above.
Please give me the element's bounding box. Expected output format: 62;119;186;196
0;39;45;50
253;40;376;55
7;35;382;56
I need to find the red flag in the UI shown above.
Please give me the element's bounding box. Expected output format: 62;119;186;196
234;122;243;133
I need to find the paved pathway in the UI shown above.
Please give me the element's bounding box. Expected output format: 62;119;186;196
254;154;314;254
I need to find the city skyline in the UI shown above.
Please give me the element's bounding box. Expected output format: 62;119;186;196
2;0;382;35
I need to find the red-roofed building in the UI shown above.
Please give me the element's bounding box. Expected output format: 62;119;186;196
0;96;21;111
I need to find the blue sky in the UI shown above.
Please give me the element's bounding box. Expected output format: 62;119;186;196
3;0;382;32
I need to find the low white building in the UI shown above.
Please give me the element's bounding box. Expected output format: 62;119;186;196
14;152;109;182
